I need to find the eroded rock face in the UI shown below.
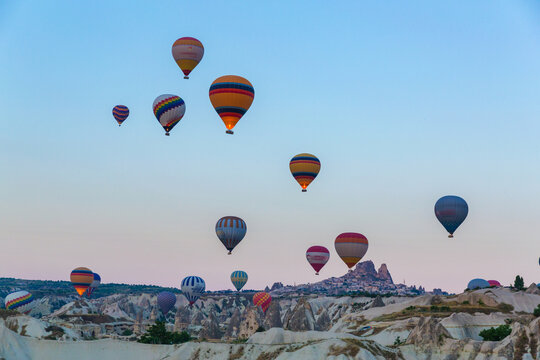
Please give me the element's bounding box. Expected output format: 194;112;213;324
283;297;315;331
264;300;282;329
238;306;263;339
199;311;223;340
224;308;242;339
526;283;540;295
377;264;393;283
315;309;331;331
406;316;452;347
370;295;385;308
173;306;191;332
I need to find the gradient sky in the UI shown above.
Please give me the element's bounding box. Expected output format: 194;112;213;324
1;1;540;294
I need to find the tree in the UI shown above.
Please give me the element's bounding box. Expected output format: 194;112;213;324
513;275;525;291
534;304;540;317
479;325;511;341
138;321;191;345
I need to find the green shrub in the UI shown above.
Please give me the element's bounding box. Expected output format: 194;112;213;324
255;326;266;333
479;325;512;341
534;305;540;317
121;329;133;336
138;321;191;345
393;336;403;346
514;275;525;291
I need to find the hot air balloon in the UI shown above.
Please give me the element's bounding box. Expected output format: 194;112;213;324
86;273;101;297
112;105;129;126
181;276;205;306
157;291;177;316
152;94;186;136
467;278;490;290
172;37;204;79
70;267;94;296
209;75;254;134
334;233;369;271
5;291;34;314
289;154;320;192
253;292;271;314
215;216;247;254
306;246;330;275
434;195;468;238
230;270;248;291
487;280;501;287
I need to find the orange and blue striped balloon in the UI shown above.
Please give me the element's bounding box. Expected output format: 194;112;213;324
70;267;94;296
209;75;254;134
230;270;248;291
334;233;369;270
172;37;204;79
112;105;129;126
289;153;321;192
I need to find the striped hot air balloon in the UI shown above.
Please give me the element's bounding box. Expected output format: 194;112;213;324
181;276;205;305
5;291;34;314
112;105;129;126
230;270;248;291
289;153;321;192
306;246;330;275
253;292;271;314
157;291;177;315
334;233;369;270
172;37;204;79
434;196;468;238
209;75;254;134
215;216;247;254
152;94;186;136
70;267;94;296
86;273;101;297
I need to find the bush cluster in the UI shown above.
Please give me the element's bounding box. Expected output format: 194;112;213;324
479;324;511;341
138;321;191;345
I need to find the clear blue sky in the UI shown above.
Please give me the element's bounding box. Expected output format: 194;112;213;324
1;1;539;293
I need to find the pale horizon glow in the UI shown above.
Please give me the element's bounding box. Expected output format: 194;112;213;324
1;1;539;295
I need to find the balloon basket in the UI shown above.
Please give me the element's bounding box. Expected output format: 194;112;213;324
448;234;454;238
315;273;319;275
165;132;170;136
302;189;307;192
226;130;234;135
228;251;232;255
184;76;189;79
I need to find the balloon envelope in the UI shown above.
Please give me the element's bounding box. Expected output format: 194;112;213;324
181;276;205;305
306;246;330;275
230;270;248;291
253;292;271;314
87;273;101;297
334;233;369;269
152;94;186;135
487;280;501;287
5;291;34;314
209;75;254;134
112;105;129;126
468;278;490;290
215;216;247;254
172;37;204;79
434;196;468;237
157;291;177;315
289;154;321;192
70;267;94;296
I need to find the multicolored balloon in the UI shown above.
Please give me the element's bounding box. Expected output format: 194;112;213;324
434;195;468;238
487;280;501;287
209;75;254;134
230;270;248;291
152;94;186;136
334;233;369;270
215;216;247;254
157;291;177;315
112;105;129;126
70;267;94;296
5;290;34;314
253;292;271;314
86;273;101;297
181;276;205;305
172;37;204;79
306;246;330;275
289;153;321;192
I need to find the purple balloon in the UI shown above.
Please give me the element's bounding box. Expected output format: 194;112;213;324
157;291;176;315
